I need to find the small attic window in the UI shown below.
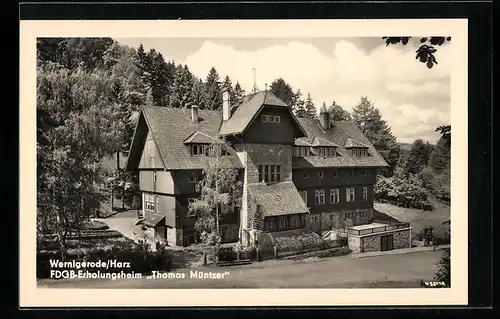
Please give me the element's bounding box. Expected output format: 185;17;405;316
351;148;369;157
317;147;337;157
190;143;228;157
262;114;280;124
191;144;206;156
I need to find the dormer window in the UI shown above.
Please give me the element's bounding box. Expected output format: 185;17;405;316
191;144;206;156
262;115;280;123
351;148;368;157
190;143;228;157
317;147;337;157
292;146;310;157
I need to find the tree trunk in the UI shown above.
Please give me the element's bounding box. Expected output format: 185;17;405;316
55;211;67;261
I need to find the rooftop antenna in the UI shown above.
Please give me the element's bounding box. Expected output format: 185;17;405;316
252;67;258;93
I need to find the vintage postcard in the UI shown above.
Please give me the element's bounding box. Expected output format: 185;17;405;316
20;19;468;307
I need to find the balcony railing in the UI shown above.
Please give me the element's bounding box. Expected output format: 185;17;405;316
341;222;410;236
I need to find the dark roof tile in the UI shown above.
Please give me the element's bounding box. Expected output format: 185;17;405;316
219;90;305;136
248;182;309;217
293;118;388;168
141;106;242;170
344;138;369;148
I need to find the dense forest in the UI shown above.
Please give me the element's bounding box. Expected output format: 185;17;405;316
36;38;451;255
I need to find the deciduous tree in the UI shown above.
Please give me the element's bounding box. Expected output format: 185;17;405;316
188;143;243;260
382;36;451;69
328;101;352;121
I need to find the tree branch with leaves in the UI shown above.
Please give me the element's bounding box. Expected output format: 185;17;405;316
188;142;243;261
382;36;451;69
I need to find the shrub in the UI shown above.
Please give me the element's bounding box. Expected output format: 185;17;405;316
241;246;257;261
434;248;450;287
336;235;348;247
374;172;431;209
36;239;173;279
79;220;109;231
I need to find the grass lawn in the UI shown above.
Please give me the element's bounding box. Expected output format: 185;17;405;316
374;197;450;240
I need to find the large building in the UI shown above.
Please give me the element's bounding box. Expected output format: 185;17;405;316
126;90;411;251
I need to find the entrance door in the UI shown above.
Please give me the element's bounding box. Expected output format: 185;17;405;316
381;234;394;251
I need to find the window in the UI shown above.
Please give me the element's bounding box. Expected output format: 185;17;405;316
363;187;368;201
349;169;354;177
262;115;280;123
318;147;336;157
279;216;289;228
292;147;310;157
352;148;368;157
300;190;308;205
189;170;200;183
264;218;276;231
303;172;308;179
333;169;339;178
318;171;324;179
191;144;207;156
315;190;325;205
144;193;155;213
258;165;281;183
299;214;305;228
187;198;197;217
346;188;355;202
330;188;340;203
330;214;334;221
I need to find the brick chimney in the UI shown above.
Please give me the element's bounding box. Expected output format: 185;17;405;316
319;108;330;129
191;105;199;123
222;90;230;121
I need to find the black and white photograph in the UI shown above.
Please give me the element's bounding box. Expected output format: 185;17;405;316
20;19;468;306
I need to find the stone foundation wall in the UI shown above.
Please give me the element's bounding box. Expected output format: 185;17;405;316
392;228;411;249
359;228;412;253
361;234;381;252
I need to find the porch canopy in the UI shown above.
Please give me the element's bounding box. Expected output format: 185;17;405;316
143;213;165;228
248;182;309;217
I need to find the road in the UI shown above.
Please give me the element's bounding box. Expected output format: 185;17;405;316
38;250;443;289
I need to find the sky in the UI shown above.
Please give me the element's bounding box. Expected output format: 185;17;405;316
115;37;451;144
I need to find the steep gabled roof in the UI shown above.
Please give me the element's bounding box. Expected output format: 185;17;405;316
311;136;339;147
248;182;309;217
344;138;369;148
293;118;389;168
126;106;242;171
219;90;306;137
183;131;223;144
